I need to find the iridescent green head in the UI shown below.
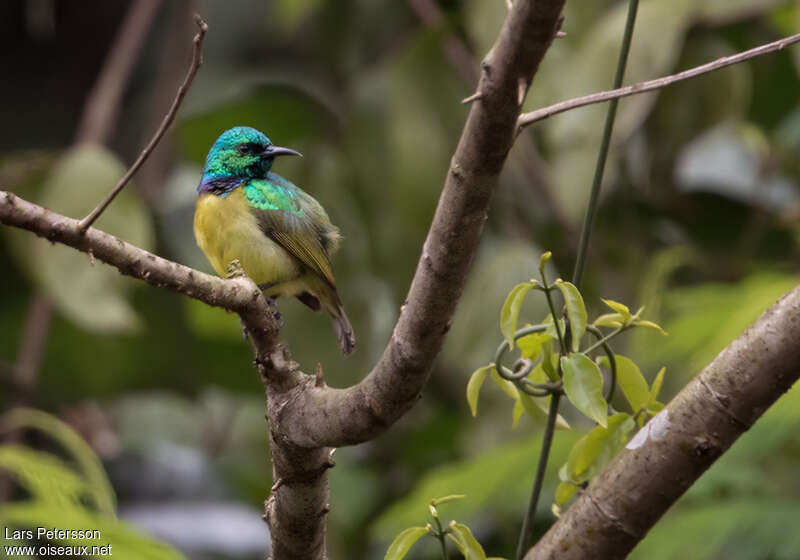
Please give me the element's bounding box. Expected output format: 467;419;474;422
200;126;301;186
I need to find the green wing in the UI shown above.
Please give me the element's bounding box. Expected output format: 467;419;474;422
244;174;340;287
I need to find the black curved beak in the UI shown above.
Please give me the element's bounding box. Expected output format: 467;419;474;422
262;145;303;158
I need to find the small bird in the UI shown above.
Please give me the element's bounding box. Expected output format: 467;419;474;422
194;126;355;354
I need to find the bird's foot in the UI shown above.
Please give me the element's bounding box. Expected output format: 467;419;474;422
265;296;284;328
225;259;246;279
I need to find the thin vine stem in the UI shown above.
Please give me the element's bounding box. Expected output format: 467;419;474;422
515;392;561;560
583;324;630;356
432;516;448;560
572;0;640;287
515;1;640;557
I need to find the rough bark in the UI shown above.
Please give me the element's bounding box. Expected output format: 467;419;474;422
525;284;800;560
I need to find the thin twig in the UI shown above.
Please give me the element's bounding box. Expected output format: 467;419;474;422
515;393;561;560
13;294;52;402
517;31;800;132
78;14;208;233
571;0;639;287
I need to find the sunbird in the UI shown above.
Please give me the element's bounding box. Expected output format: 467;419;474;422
194;126;355;354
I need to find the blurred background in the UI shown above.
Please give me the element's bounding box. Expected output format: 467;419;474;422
1;0;799;558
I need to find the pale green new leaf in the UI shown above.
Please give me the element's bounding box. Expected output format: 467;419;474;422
384;526;429;560
541;339;559;382
490;368;520;401
500;283;534;349
555;280;587;351
448;522;487;560
636;320;667;335
517;332;551;360
599;355;650;413
518;392;549;426
565;413;632;482
555;481;579;506
431;494;466;506
466;365;492;417
561;353;608;427
601;299;632;322
593;313;625;328
512;399;525;428
650;367;666;401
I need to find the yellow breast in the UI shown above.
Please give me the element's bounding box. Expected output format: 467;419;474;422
194;189;301;287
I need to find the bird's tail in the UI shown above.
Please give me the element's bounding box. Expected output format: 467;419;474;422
330;304;356;355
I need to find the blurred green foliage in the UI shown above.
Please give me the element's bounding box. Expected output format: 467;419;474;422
0;409;182;558
1;0;799;558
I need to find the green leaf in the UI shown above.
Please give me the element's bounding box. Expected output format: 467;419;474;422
0;446;88;506
561;353;608;427
565;413;633;482
500;283;534;349
518;392;548;425
448;522;487;560
512;399;525;428
539;251;552;275
466;365;492;417
490;368;520;401
384;526;429;560
636;320;668;335
593;313;625;328
601;299;632;322
650;367;666;401
2;408;116;515
517;374;570;430
599;355;650;413
517;333;551;360
646;401;665;415
555;280;587;351
25;145;154;333
555;481;579;506
540;340;559;382
432;494;466;506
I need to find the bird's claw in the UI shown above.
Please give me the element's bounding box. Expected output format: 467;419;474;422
265;296;284;327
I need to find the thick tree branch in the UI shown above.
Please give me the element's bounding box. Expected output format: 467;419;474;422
266;0;567;450
78;14;208;232
525;284;800;560
517;32;800;132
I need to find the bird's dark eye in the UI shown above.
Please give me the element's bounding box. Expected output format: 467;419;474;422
237;144;252;155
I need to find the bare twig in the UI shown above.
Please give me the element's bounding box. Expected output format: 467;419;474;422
76;0;163;145
13;294;52;403
78;14;208;232
517;32;800;132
